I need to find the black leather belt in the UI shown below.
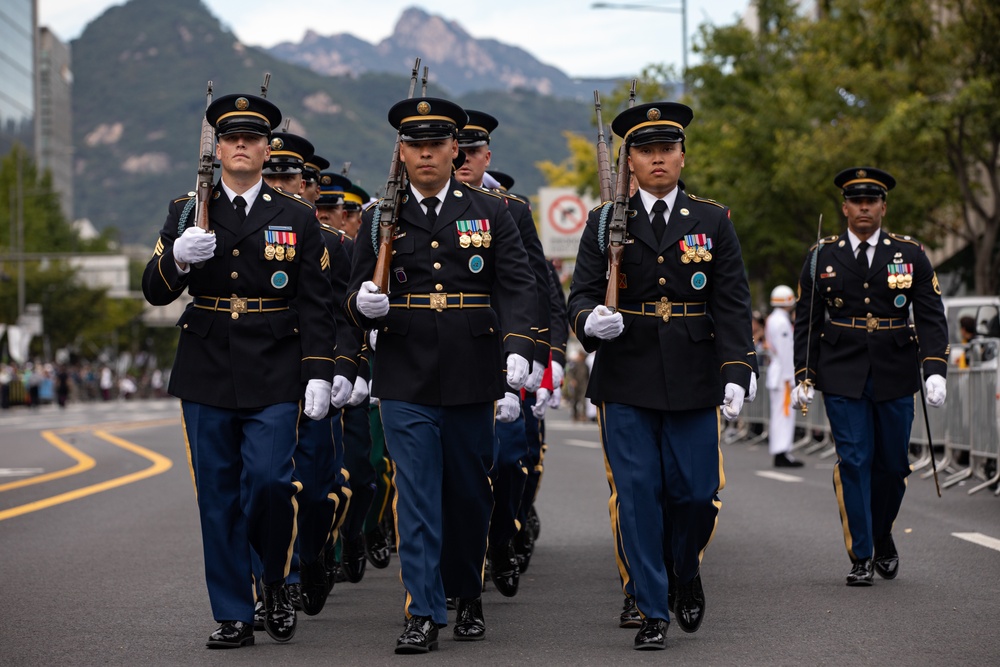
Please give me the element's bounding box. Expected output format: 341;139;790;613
831;316;908;332
389;293;491;310
618;300;707;322
193;296;289;314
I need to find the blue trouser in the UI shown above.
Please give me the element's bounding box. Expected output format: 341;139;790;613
380;400;494;626
181;400;299;623
823;375;913;561
295;409;346;565
517;393;545;527
491;409;529;547
599;402;723;621
341;403;375;542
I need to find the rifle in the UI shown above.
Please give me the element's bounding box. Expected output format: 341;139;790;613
341;161;352;177
371;58;422;293
799;213;823;414
421;66;429;96
192;81;215;268
594;91;614;204
604;80;637;312
260;72;271;98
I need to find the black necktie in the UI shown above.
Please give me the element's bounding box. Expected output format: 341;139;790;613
233;195;247;222
423;196;439;226
856;240;870;274
651;200;667;244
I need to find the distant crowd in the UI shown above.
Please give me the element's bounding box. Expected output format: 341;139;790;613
0;361;169;409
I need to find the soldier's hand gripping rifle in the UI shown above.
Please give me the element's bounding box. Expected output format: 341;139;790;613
191;81;215;268
371;58;422;293
603;80;637;312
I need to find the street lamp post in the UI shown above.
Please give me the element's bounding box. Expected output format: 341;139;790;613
591;1;688;76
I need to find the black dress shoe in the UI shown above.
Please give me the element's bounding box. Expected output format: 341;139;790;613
488;541;520;597
774;452;804;467
323;543;339;595
253;598;265;632
674;573;705;633
874;535;899;580
206;620;254;649
364;528;392;569
395;615;439;654
526;504;541;540
513;525;535;573
446;597;457;611
342;535;368;583
262;582;297;642
633;617;668;650
454;597;486;641
846;558;874;586
299;557;330;616
287;582;303;611
619;595;641;628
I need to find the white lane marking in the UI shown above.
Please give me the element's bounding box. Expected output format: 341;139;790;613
755;470;803;483
952;532;1000;552
0;468;45;477
564;439;600;449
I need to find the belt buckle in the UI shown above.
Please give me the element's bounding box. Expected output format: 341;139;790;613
866;315;878;333
655;297;671;323
429;293;447;311
231;295;248;314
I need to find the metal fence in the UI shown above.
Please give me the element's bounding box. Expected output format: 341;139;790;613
729;338;1000;496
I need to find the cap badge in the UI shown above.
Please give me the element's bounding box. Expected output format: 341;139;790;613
321;175;331;185
647;108;661;121
270;137;283;150
856;169;867;178
417;101;431;115
235;97;250;111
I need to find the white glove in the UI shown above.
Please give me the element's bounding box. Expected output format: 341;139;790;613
304;379;332;420
584;305;624;340
330;375;353;409
348;376;370;406
357;280;390;319
172;227;216;267
925;374;947;408
369;395;380;407
506;353;530;390
496;392;521;423
368;329;378;351
524;360;546;393
551;361;564;388
532;388;550;420
548;386;561;408
747;373;758;403
721;383;746;422
791;382;815;409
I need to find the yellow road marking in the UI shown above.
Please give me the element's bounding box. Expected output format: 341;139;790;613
0;417;177;521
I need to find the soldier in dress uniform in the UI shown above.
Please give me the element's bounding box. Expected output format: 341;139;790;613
302;153;330;204
454;109;553;597
791;167;948;585
342;183;369;239
141;93;335;648
567;101;754;650
316;172;350;234
765;284;803;467
261;131;313;197
346;96;536;653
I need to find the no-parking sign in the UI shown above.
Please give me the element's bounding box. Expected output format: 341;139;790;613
539;187;598;258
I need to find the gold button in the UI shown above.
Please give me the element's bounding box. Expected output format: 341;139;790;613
231;312;239;320
232;249;240;257
864;297;871;304
658;278;666;285
431;241;439;249
826;287;831;292
863;282;869;289
183;324;189;329
435;283;443;291
490;327;495;333
433;262;442;270
294;328;299;333
231;271;238;279
657;256;665;264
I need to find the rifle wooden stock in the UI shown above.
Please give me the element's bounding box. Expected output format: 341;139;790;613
604;82;636;311
190;81;215;269
371;58;421;293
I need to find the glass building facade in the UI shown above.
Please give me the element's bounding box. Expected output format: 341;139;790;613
0;0;36;156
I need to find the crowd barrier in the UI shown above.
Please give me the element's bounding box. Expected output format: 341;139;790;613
729;338;1000;496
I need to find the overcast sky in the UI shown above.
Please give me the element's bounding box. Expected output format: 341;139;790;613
38;0;751;78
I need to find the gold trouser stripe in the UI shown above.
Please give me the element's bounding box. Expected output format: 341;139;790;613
833;459;856;560
180;406;198;500
598;403;632;594
699;410;726;565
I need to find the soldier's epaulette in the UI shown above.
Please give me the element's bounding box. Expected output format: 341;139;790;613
320;223;346;237
498;190;527;205
591;201;613;212
274;188;314;208
687;194;726;208
887;232;923;248
172;191;196;204
466;182;506;201
363;199;380;212
809;235;840;251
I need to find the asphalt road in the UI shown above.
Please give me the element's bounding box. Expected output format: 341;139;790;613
1;399;998;665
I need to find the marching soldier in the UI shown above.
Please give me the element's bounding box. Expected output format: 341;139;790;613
792;167;948;585
302;153;330;204
346;96;536;653
567;101;754;649
261;131;313;196
141;93;335;648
